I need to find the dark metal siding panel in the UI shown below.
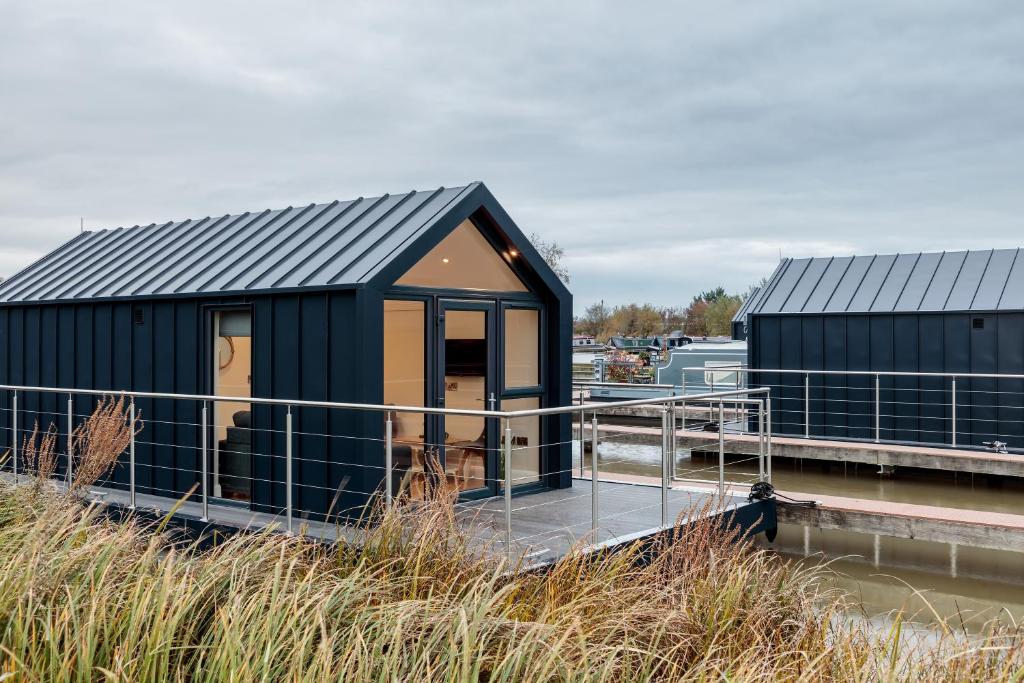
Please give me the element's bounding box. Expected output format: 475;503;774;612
871;253;919;312
778;316;803;435
151;301;177;496
327;290;364;515
251;296;275;512
173;300;201;494
760;259;811;313
997;314;1024;446
969;313;997;447
802;256;853;313
824;256;875;312
895;252;943;311
945;251;992;311
849;254;897;312
892;315;920;442
869;316;894;441
297;293;330;516
973;249;1017;310
801;316;824;435
780;259;831;312
944;314;970;445
845;316;872;440
919;251;968;311
822;316;847;438
917;315;946;445
0;308;7;456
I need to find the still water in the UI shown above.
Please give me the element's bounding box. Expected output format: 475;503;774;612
572;430;1024;630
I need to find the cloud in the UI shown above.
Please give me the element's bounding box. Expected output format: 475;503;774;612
1;1;1022;310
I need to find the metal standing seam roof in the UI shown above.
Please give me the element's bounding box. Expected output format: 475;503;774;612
732;286;760;324
747;249;1024;315
0;184;483;304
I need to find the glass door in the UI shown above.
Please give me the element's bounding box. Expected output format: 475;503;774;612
211;309;252;503
436;300;496;496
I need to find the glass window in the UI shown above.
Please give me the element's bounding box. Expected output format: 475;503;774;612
500;396;541;489
442;309;488;492
504;308;540;388
395;219;528;292
384;300;426;497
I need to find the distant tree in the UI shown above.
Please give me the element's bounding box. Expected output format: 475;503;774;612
683;287;742;336
599;303;662;340
529;233;570;284
576;300;610;337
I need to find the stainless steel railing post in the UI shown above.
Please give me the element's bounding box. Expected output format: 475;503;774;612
766;396;773;483
661;405;669;528
129;398;137;509
578;391;586;478
874;373;881;443
385;411;393;508
804;372;810;438
591;411;599;535
504;417;513;561
199;400;207;521
718;401;725;498
286;405;293;534
758;399;765;482
66;395;74;486
12;390;17;483
951;377;957;448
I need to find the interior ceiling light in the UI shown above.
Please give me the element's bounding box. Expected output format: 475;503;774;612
442;257;450;263
509;250;519;257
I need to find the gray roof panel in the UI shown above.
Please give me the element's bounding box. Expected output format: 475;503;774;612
849;254;897;312
919;251;968;311
824;255;875;312
749;248;1024;316
870;252;919;312
0;184;483;303
780;257;831;312
894;251;942;311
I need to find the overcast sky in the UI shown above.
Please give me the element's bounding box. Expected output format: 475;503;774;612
2;1;1023;312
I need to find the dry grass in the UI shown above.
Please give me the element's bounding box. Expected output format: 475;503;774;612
0;481;1020;681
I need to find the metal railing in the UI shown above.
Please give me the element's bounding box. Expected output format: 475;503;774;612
679;367;1024;451
0;382;772;560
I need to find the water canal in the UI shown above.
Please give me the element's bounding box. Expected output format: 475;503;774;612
571;429;1024;631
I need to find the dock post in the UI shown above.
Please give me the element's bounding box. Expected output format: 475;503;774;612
591;411;599;535
129;398;137;509
661;405;669;528
66;395;74;486
951;377;957;448
12;390;17;483
874;374;881;443
286;405;293;534
385;411;393;508
766;397;773;483
804;373;810;438
758;400;765;482
718;401;725;498
504;417;513;562
199;401;207;521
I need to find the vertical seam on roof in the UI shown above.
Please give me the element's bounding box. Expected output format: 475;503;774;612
867;254;899;312
132;212;255;295
46;221;174;300
355;185;474;284
34;222;175;301
995;248;1020;310
798;257;833;312
270;195;389;288
3;227;134;302
752;259;791;314
0;231;93;300
845;254;877;312
891;252;920;312
79;218;211;299
941;251;971;311
113;215;231;296
819;256;854;312
323;191;422;285
967;250;994;310
777;259;810;312
245;199;363;290
194;204;319;292
218;201;342;291
168;209;281;293
916;251;945;311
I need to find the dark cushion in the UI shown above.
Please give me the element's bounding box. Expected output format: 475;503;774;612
233;411;251;428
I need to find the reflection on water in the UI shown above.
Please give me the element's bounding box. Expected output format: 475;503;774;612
573;426;1024;628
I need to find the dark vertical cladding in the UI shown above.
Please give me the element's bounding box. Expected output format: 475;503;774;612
749;311;1024;447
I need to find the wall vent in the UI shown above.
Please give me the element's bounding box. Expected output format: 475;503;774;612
973;317;985;329
133;306;145;325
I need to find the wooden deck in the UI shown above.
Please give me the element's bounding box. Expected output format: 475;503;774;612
72;478;758;566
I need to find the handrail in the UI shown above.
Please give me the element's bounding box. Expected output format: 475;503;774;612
573;381;678;390
677;367;1024;381
0;382;767;420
